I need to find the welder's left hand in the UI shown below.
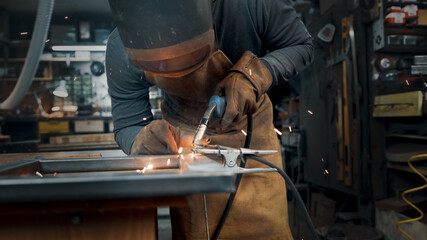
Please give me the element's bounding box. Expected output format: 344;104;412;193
215;51;273;132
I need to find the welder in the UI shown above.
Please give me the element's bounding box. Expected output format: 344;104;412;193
106;0;313;239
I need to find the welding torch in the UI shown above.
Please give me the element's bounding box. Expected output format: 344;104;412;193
193;95;226;147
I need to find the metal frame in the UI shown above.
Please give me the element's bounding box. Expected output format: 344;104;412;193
0;155;236;202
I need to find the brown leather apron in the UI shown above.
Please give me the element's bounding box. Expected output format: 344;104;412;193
145;51;293;239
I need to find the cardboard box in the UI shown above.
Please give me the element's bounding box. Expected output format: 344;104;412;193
310;193;338;228
419;9;427;26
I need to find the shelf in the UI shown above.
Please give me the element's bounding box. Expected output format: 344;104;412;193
45;58;91;62
0;77;52;81
383;1;427;8
376;44;427;53
0;58;91;62
387;162;427;176
387;133;427;140
385;25;427;35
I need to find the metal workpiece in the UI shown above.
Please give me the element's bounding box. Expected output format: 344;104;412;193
0;154;235;202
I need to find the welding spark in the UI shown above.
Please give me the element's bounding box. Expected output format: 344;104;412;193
288;126;292;132
45;39;50;43
20;32;28;35
64;16;69;20
36;171;43;178
167;159;171;166
136;169;141;173
308;110;313;115
178;147;183;154
142;117;147;121
241;130;247;136
274;128;282;135
142;167;146;173
406;80;410;86
147;164;153;170
323;169;329;175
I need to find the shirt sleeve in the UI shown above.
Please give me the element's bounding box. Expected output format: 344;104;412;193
106;29;153;155
257;0;314;85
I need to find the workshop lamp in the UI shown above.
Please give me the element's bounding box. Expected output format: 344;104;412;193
33;80;69;116
52;80;68;98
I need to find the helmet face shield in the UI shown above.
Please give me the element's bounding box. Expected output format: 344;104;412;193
127;29;215;76
109;0;214;76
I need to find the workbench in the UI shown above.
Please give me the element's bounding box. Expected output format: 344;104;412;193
0;150;236;240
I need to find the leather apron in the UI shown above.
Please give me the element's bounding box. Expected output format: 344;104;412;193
145;51;293;239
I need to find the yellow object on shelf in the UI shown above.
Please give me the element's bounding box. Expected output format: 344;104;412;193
373;91;423;117
38;120;69;135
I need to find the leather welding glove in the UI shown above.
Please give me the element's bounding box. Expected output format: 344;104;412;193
130;119;180;155
215;51;273;131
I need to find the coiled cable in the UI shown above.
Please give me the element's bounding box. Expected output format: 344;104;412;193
396;153;427;240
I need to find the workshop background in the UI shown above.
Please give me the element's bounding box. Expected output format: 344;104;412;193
0;0;426;239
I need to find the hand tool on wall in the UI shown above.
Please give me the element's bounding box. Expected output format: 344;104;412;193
326;16;360;187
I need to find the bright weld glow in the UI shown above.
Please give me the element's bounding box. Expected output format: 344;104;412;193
142;117;147;121
20;32;28;35
45;39;50;43
288;126;292;132
274;128;282;135
406;80;409;86
147;164;153;170
64;16;69;19
142;167;146;173
178;147;183;154
36;171;43;177
136;169;141;173
167;159;170;166
249;69;252;75
324;169;329;175
308;110;313;115
241;130;247;136
180;154;184;158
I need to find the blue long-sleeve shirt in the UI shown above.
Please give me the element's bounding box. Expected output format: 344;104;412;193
106;0;314;154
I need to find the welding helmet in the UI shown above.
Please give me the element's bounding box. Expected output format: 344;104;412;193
108;0;215;77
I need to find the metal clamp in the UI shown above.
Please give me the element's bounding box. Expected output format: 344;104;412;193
192;146;278;174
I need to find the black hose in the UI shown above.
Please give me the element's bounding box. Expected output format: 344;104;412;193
246;154;319;240
212;115;252;240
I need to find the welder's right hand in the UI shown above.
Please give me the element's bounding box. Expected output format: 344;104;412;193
130;120;180;155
